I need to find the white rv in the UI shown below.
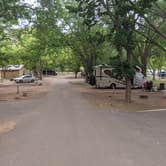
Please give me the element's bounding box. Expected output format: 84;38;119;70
91;65;144;88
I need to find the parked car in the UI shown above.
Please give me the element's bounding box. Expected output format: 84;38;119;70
14;75;36;83
158;70;166;78
42;69;57;76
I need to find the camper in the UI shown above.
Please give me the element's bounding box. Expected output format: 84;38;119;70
90;65;144;88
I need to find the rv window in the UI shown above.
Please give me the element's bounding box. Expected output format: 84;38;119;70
104;70;112;77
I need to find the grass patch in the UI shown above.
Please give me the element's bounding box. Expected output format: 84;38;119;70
153;79;166;86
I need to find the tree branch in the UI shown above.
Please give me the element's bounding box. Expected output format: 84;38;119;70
135;29;166;52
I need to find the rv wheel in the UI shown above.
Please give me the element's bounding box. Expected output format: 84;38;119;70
110;83;116;89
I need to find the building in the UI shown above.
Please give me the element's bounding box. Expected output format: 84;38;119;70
0;65;26;79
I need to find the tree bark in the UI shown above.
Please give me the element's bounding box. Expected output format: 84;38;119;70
3;66;6;79
143;16;166;40
125;78;132;103
39;56;43;80
74;72;78;78
141;44;151;76
84;66;89;83
152;69;156;80
125;49;132;103
83;56;95;83
119;47;123;64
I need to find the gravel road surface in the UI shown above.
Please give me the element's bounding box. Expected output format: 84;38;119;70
0;77;166;166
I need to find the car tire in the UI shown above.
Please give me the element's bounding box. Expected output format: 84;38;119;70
31;79;34;83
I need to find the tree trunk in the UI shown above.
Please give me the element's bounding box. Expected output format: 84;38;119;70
3;66;6;79
39;57;43;80
84;59;94;83
152;69;156;80
74;72;78;78
141;44;151;76
84;67;89;83
125;49;132;103
119;47;123;64
125;78;132;103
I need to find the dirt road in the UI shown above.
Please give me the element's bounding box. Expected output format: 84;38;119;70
0;77;166;166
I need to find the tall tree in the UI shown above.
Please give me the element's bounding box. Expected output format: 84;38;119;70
0;0;33;67
75;0;158;102
30;0;63;79
64;1;107;81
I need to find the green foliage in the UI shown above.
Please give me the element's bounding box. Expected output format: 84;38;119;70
0;0;165;85
113;61;135;80
0;52;9;66
0;0;33;67
96;43;118;65
109;56;135;79
0;0;30;25
149;47;166;71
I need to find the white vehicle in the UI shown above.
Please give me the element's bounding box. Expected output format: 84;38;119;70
91;65;144;88
14;75;36;83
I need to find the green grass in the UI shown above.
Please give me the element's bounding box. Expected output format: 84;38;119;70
153;79;166;86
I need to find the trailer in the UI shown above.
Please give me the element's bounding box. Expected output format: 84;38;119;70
90;65;144;88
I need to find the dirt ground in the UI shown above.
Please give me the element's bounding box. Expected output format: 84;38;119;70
0;79;50;101
70;79;166;112
0;121;16;135
0;77;166;134
0;78;52;134
1;76;166;112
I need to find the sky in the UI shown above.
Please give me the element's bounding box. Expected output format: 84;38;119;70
12;0;38;29
21;0;39;7
23;0;37;4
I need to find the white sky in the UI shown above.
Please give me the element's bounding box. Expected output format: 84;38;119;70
23;0;37;4
21;0;39;7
